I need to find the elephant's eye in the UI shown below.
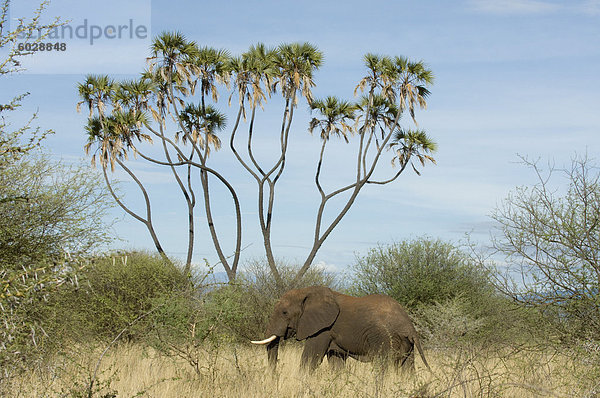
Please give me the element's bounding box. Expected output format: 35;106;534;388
282;310;288;316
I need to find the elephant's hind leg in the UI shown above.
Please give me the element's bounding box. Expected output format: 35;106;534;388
394;338;415;374
326;350;347;371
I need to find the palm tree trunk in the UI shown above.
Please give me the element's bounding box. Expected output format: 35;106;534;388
199;168;236;281
167;83;242;280
184;153;196;274
104;162;171;265
294;183;363;285
157;121;196;274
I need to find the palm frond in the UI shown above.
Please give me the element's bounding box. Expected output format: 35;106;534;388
308;96;357;141
274;42;323;103
389;128;437;173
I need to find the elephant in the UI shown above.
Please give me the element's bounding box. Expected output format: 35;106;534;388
251;286;429;372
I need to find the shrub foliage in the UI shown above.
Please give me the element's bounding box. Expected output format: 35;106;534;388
349;237;493;309
35;251;188;348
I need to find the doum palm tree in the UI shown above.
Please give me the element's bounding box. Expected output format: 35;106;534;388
76;33;437;290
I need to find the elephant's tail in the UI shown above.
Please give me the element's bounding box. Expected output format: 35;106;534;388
412;335;431;371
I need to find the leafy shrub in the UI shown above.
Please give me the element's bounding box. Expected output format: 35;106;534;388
348;237;494;309
412;293;553;350
0;155;113;388
45;251;189;343
413;296;485;348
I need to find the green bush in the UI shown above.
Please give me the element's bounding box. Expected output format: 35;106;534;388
413;295;485;348
44;251;189;343
0;155;113;386
412;294;546;348
348;237;494;309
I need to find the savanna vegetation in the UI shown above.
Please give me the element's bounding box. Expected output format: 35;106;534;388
3;2;600;397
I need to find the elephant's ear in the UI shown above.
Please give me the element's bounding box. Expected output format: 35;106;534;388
296;287;340;340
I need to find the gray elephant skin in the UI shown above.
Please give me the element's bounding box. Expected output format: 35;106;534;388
251;286;430;372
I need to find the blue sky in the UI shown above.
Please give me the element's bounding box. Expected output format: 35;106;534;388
4;0;600;273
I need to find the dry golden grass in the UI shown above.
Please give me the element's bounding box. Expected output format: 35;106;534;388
8;341;600;397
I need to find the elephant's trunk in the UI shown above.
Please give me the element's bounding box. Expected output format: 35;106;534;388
266;337;280;369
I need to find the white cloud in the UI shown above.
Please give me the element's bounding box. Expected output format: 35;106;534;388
313;260;341;273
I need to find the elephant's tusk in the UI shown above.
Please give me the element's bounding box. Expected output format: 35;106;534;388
250;335;277;345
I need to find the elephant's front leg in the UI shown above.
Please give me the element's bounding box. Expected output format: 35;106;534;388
301;332;332;371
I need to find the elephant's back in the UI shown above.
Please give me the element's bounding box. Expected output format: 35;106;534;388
365;295;417;334
336;293;413;325
363;294;410;312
